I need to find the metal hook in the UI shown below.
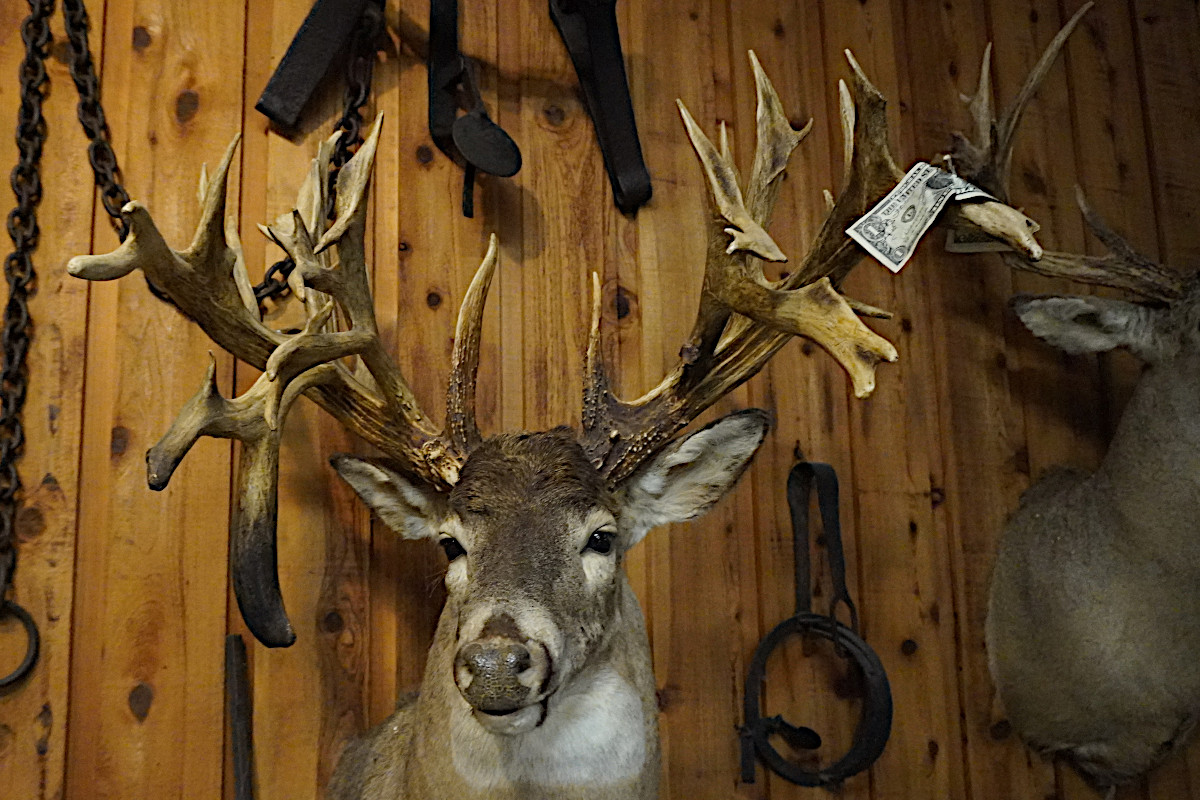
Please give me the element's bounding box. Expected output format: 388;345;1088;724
0;598;40;688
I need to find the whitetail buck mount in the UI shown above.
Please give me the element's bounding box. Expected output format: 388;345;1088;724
68;53;1041;799
948;3;1200;792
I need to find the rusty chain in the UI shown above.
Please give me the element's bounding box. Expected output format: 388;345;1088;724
0;0;54;690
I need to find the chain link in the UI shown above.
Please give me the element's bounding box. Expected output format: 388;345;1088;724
254;1;383;306
2;0;54;599
0;0;55;687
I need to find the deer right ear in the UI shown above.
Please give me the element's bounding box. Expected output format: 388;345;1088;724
615;409;770;547
1012;294;1164;361
330;455;445;540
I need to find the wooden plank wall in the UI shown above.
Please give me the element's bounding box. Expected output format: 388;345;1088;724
1;1;1198;798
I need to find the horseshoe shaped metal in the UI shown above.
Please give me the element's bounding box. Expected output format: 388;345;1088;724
0;598;40;689
739;461;892;787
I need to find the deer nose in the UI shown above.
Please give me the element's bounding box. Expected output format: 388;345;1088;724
454;638;541;713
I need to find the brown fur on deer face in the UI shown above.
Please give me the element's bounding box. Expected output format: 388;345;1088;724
332;410;770;739
442;429;622;731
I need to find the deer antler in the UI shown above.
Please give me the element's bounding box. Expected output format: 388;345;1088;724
583;51;1045;484
67;118;498;646
946;1;1183;302
67;53;1047;646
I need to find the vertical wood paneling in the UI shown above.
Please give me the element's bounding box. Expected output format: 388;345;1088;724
2;2;1199;799
893;2;1052;800
0;3;98;799
64;1;245;798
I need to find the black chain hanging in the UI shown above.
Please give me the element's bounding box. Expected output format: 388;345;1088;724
0;0;54;691
1;0;382;687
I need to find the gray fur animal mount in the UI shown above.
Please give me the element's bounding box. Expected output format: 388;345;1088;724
988;285;1200;790
941;3;1200;789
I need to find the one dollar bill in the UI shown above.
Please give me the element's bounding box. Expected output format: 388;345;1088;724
847;162;996;273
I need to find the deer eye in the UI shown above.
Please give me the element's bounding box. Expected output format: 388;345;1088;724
584;529;615;555
438;537;466;562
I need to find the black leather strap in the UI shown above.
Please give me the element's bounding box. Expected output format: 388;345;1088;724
226;634;255;800
254;0;371;129
740;461;892;787
428;0;521;217
548;0;651;214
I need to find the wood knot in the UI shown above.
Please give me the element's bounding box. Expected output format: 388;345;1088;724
322;610;344;634
110;425;131;457
132;26;152;51
175;90;200;125
128;682;154;722
16;506;45;542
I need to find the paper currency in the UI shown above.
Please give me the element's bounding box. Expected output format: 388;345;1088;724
847;162;996;273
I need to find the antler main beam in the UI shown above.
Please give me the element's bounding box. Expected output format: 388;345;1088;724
67;118;497;646
584;51;1045;484
946;2;1182;303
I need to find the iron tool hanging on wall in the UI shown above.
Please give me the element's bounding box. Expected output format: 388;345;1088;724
428;0;523;218
740;461;892;787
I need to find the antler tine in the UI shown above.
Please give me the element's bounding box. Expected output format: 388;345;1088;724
146;354;336;646
445;235;500;458
950;2;1093;200
998;186;1183;301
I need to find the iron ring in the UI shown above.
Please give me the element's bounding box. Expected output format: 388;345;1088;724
0;598;40;688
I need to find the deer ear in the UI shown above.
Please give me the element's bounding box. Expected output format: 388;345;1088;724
616;409;770;547
330;454;445;539
1013;294;1164;361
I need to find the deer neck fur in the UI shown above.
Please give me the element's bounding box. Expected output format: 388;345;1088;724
1094;349;1200;567
402;572;659;800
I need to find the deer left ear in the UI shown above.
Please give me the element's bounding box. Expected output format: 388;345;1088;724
616;409;770;547
1013;294;1165;361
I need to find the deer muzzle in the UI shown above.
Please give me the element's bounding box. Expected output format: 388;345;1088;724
453;630;551;730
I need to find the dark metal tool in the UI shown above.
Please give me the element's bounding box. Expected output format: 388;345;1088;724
549;0;651;214
740;461;892;788
429;0;522;218
255;0;373;130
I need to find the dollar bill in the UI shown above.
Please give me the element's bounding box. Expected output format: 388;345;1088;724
847;162;996;273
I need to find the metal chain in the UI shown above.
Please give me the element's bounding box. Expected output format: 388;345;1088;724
59;0;178;306
0;0;54;688
254;0;383;306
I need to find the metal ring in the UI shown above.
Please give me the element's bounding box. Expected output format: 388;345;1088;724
0;598;40;688
742;613;892;787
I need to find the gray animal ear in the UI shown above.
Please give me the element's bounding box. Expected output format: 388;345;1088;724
330;455;445;539
1012;294;1164;361
616;409;770;548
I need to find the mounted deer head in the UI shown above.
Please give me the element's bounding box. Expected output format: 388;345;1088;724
68;52;1042;799
948;4;1199;791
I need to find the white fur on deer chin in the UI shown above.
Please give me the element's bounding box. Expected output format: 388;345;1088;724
452;665;646;788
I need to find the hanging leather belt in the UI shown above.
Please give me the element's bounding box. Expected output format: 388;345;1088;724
549;0;652;214
740;461;893;787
